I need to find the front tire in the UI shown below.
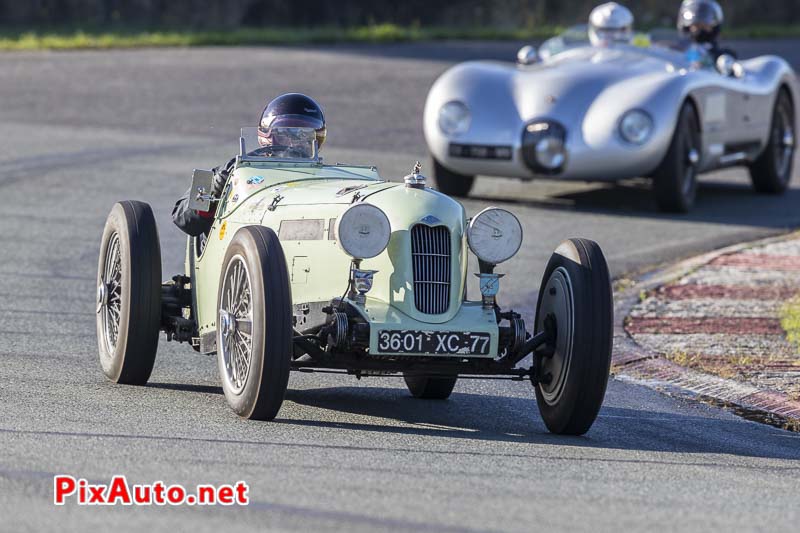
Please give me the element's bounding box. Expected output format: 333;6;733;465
217;226;292;420
653;103;701;213
749;89;795;194
96;201;162;385
432;158;475;197
403;374;458;399
533;238;613;435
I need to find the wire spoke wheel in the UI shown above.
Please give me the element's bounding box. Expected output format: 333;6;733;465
96;201;161;385
216;226;292;421
97;232;123;354
219;255;254;395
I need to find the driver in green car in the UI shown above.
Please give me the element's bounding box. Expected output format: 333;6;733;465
172;93;327;236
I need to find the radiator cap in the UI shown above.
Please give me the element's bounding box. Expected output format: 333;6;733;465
404;161;426;189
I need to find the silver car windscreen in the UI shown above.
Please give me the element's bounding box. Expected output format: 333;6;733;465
539;24;590;60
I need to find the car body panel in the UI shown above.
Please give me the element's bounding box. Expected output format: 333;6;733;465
187;161;474;350
424;43;798;182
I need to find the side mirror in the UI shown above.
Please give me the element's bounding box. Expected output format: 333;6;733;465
715;54;736;77
517;45;539;66
188;169;215;212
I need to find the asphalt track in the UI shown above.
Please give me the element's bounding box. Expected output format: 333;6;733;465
1;40;799;531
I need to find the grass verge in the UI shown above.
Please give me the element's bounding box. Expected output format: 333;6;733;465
1;23;799;51
0;24;563;51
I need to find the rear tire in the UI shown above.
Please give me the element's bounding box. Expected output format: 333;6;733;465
749;89;795;194
533;238;613;435
403;374;458;399
653;103;701;213
432;158;475;197
217;226;292;420
96;201;162;385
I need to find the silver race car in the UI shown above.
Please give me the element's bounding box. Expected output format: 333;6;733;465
424;26;798;212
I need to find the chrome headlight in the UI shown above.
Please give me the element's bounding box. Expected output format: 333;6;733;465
522;121;567;174
335;204;391;260
438;101;471;136
619;110;654;145
467;207;523;265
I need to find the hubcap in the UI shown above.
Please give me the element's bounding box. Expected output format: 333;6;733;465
96;282;108;313
682;139;699;197
219;256;254;395
784;130;795;148
536;267;574;405
687;148;700;166
220;309;235;338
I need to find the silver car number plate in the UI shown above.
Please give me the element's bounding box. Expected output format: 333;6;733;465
377;330;491;355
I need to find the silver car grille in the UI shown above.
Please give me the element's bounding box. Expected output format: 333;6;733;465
411;224;451;315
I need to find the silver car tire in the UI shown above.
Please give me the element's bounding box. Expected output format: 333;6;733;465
432;158;475;197
749;88;795;194
653;102;701;213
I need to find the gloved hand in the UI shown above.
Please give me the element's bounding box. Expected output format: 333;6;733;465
210;167;229;198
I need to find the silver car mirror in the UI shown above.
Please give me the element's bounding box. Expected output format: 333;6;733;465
716;54;736;77
517;45;539;66
188;169;216;212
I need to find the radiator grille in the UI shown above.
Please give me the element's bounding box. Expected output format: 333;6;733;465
411;224;451;315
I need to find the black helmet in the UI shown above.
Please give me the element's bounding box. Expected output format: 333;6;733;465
258;93;326;148
678;0;723;44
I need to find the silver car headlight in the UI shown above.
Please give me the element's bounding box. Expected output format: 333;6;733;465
534;137;566;170
335;204;391;260
619;110;654;145
467;207;523;265
438;101;471;136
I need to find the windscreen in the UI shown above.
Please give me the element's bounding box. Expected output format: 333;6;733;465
240;126;318;160
539;25;590;59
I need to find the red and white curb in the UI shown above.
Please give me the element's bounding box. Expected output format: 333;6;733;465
613;232;800;431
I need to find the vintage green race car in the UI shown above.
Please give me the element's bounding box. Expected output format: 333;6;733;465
96;127;613;435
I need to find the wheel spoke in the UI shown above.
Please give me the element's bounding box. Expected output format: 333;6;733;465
100;233;123;353
236;318;252;336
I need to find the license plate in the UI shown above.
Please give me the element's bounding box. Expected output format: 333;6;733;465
376;330;491;355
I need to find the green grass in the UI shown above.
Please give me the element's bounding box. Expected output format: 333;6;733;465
781;295;800;355
1;23;798;51
0;24;564;51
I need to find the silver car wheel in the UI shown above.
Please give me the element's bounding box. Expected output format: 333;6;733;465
682;139;699;197
97;232;122;354
774;105;795;180
219;255;254;395
537;266;575;406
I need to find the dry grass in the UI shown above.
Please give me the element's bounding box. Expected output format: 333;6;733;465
664;351;768;380
780;295;800;355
